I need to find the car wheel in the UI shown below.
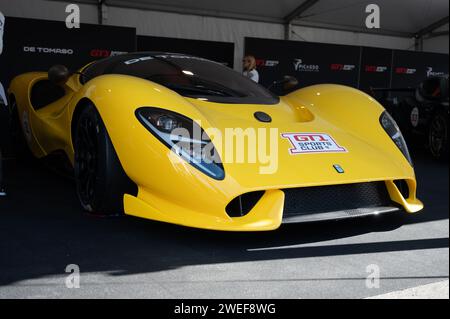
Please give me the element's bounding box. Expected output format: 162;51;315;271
74;104;136;215
428;110;449;160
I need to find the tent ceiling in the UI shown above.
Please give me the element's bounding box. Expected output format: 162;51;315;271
53;0;449;37
298;0;449;35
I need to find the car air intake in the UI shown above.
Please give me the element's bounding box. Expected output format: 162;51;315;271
226;191;265;217
393;180;410;199
283;182;393;217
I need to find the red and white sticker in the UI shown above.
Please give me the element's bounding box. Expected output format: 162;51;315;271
281;133;347;155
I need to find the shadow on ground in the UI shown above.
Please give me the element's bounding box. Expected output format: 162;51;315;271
0;148;448;286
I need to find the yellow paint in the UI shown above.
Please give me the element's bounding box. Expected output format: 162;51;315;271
8;70;424;231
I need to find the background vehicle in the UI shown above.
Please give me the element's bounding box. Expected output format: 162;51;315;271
372;76;449;160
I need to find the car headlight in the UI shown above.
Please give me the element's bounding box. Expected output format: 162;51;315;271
380;111;413;166
136;107;225;180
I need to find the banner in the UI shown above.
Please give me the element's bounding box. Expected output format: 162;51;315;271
0;17;137;90
138;35;234;68
244;37;361;92
359;47;393;93
392;50;449;89
245;37;449;93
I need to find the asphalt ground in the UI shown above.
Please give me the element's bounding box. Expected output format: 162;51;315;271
0;147;448;299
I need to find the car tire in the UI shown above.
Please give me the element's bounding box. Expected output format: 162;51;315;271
74;104;136;216
428;110;449;160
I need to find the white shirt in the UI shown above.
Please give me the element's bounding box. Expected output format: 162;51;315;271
243;69;259;83
0;11;4;55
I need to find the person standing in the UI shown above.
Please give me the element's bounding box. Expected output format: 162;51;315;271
242;55;259;83
0;10;4;55
0;11;6;107
0;10;6;196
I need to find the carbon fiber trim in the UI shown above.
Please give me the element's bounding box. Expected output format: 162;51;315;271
282;206;400;223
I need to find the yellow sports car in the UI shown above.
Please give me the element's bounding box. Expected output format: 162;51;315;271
8;52;423;231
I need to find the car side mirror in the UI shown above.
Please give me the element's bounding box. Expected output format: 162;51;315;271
282;76;299;91
269;75;299;92
48;65;70;85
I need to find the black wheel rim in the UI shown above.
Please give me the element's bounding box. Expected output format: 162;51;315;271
75;116;98;207
430;116;446;157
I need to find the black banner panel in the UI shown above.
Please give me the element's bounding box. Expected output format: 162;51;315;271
138;35;235;68
0;17;137;89
359;47;393;92
245;37;361;91
392;50;449;89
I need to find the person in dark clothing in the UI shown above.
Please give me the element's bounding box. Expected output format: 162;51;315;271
0;11;6;196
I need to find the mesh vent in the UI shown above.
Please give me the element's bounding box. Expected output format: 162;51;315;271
283;182;392;217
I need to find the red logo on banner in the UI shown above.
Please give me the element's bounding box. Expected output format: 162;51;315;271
365;65;388;73
331;64;356;71
395;67;417;74
90;50;127;58
90;49;111;58
255;59;279;67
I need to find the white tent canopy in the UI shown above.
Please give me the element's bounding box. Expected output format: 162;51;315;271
1;0;448;69
57;0;449;38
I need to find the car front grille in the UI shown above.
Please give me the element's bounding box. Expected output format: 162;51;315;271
283;182;393;217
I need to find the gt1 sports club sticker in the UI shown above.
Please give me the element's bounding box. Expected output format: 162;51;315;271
282;133;347;154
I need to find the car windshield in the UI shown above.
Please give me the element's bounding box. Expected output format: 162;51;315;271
81;53;279;104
